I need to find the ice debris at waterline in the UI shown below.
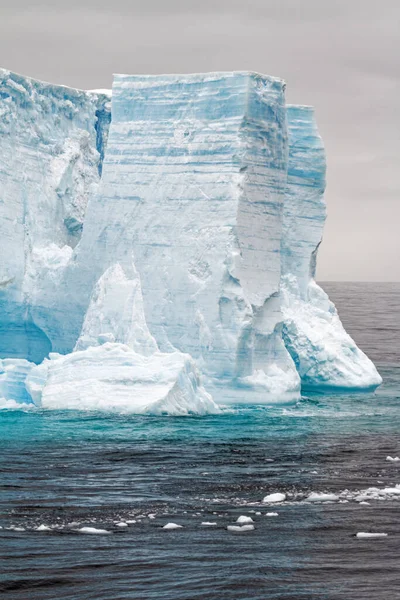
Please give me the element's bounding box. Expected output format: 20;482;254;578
0;68;381;413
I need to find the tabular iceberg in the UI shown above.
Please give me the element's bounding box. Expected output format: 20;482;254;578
0;68;381;413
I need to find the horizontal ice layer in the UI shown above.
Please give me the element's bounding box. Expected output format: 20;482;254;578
282;105;326;293
26;343;220;415
0;358;34;404
0;68;111;362
65;72;300;403
281;106;381;391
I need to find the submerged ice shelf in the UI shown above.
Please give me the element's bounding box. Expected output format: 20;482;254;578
0;68;381;413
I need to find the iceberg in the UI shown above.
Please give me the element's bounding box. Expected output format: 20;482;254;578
281;105;382;391
0;68;381;412
0;67;111;362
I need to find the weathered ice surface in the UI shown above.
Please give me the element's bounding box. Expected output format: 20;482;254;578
66;72;300;403
0;358;34;404
26;344;219;416
281;106;382;391
0;68;110;362
0;68;381;410
75;259;158;356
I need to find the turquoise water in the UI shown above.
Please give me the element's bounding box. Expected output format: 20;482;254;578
1;283;399;599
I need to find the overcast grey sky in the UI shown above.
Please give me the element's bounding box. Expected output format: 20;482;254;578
1;0;399;280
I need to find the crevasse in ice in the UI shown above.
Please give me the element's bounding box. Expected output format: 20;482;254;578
0;69;381;413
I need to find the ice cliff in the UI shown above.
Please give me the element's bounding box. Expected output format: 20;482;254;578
0;69;381;413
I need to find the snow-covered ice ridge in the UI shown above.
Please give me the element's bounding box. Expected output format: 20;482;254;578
0;69;381;413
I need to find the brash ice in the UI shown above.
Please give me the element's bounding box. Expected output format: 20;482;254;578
0;69;382;414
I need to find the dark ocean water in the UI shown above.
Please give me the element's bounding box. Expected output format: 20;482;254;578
1;282;399;600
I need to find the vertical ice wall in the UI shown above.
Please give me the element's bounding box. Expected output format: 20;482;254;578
0;68;110;362
281;106;382;391
62;72;300;401
282;106;326;292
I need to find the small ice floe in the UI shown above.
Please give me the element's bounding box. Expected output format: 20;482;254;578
227;524;254;532
266;512;279;517
356;532;388;539
66;522;80;528
306;492;339;503
386;456;399;462
201;522;217;526
148;514;156;519
116;522;128;527
236;516;254;524
125;520;136;524
162;523;182;530
78;527;111;535
12;527;25;531
262;492;286;503
382;486;400;495
36;524;51;531
359;501;370;506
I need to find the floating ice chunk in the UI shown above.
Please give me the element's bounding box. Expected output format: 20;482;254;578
263;492;286;503
359;501;370;506
78;527;111;534
125;520;136;524
356;532;388;539
381;486;400;495
236;516;254;524
201;522;217;526
386;456;400;462
36;525;51;531
162;523;183;530
306;492;339;502
227;524;255;532
266;512;279;516
116;522;128;527
27;343;219;415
